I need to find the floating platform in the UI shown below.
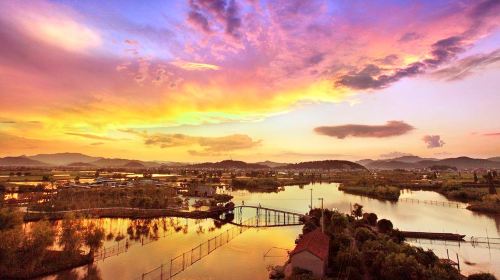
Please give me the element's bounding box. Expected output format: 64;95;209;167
401;231;465;241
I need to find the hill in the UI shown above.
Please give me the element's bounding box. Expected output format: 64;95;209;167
91;158;160;168
29;152;101;165
123;161;146;168
255;160;288;168
391;156;437;163
434;157;500;169
488;157;500;162
360;156;500;170
66;162;96;167
362;160;417;170
188;160;268;169
282;160;367;170
0;156;49;166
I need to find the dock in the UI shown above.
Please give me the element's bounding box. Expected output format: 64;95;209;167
401;231;465;241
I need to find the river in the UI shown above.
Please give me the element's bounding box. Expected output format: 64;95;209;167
43;182;500;279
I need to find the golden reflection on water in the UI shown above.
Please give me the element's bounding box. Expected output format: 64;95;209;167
42;183;499;279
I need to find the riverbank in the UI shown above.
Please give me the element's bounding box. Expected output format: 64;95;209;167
277;207;495;280
23;206;232;221
2;251;92;279
338;185;400;201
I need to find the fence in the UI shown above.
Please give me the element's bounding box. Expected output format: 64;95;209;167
407;236;500;250
398;197;467;209
138;217;256;280
94;240;131;261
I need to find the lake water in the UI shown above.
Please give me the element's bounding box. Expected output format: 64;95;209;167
43;183;500;279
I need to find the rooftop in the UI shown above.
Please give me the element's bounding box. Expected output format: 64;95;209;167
290;228;330;261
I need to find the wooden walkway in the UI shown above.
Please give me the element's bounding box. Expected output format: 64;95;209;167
136;205;307;280
228;205;304;228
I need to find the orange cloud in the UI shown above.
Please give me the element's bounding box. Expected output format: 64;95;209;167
0;0;499;152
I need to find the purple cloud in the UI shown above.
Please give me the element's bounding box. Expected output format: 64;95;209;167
336;36;466;90
422;135;445;148
314;121;414;139
187;0;242;39
188;10;211;33
432;49;500;81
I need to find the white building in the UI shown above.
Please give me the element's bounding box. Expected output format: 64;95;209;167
285;228;330;279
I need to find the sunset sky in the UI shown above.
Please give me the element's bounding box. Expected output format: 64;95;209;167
1;0;499;162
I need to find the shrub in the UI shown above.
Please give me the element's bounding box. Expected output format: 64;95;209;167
468;273;497;280
380;252;427;280
355;227;376;244
366;213;378;226
377;219;393;233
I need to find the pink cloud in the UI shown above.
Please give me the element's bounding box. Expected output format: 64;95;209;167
314;121;415;139
422;135;446;148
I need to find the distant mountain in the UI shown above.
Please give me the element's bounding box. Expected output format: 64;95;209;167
488;157;500;162
282;160;367;170
434;157;500;169
188;160;268;169
357;159;375;166
123;161;145;168
255;160;288;168
91;158;160;168
67;162;96;167
360;156;500;170
158;161;187;167
391;156;437;163
29;152;102;165
0;156;48;166
362;160;417;170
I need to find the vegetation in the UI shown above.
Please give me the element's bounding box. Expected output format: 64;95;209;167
334;170;500;213
339;185;400;201
0;209;104;279
468;273;498;280
232;178;281;192
30;186;183;211
466;194;500;214
439;185;492;201
281;160;367;171
294;207;495;280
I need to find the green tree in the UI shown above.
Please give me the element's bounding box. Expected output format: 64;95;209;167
59;213;83;255
366;212;378;226
380;252;426;280
24;220;55;271
352;203;363;219
377;219;394;234
0;210;23;274
484;172;497;195
83;222;105;257
354;227;376;244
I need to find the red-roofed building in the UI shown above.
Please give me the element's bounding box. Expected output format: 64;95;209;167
285;228;330;278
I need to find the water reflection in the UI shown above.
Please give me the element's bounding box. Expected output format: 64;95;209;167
53;264;102;280
43;183;499;279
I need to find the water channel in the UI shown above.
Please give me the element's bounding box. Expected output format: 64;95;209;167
40;182;499;279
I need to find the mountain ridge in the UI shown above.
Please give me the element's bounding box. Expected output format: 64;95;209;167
357;156;500;169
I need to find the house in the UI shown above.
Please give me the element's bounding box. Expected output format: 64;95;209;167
285;228;330;279
187;183;217;197
91;178;119;187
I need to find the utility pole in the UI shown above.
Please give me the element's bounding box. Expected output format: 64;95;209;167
318;198;324;233
309;189;313;210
